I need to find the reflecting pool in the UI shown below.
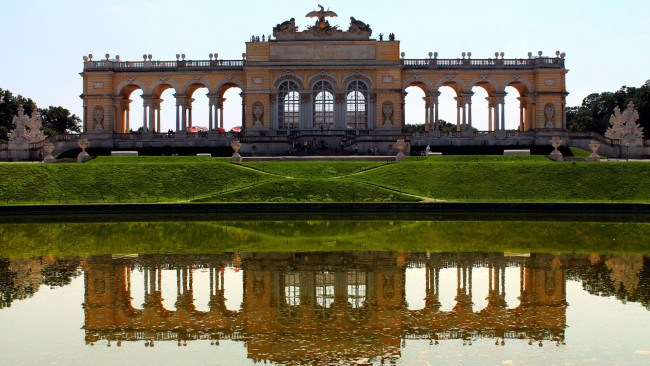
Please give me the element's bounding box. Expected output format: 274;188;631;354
1;218;649;365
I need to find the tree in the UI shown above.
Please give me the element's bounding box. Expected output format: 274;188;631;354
567;81;650;135
39;106;81;135
0;88;38;142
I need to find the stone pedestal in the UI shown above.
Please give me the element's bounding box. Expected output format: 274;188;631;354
231;140;243;162
586;140;600;162
77;138;92;163
43;143;57;163
395;139;406;162
8;139;30;162
549;136;564;161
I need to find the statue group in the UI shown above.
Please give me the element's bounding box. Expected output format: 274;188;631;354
8;105;46;144
605;102;644;142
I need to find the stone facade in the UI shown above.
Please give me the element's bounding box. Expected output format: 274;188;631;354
79;9;569;137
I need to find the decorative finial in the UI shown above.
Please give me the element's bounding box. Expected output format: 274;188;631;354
500;52;504;58
428;52;433;58
538;50;543;57
560;52;566;58
555;50;560;57
400;52;405;59
176;54;180;60
105;53;110;60
494;52;499;58
433;52;438;59
528;52;532;58
116;55;120;61
209;53;213;60
88;54;93;61
143;54;147;61
214;53;218;59
148;54;152;61
83;56;88;62
242;53;246;59
181;54;186;60
462;52;466;59
467;52;471;58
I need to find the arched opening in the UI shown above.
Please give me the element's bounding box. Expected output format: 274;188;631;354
277;80;300;131
119;87;144;133
223;267;243;311
190;267;211;312
185;84;210;131
469;86;491;131
437;267;457;311
221;87;243;131
128;267;145;310
436;85;461;132
312;80;334;130
154;86;176;133
404;85;426;133
504;82;531;131
405;266;426;310
346;80;368;130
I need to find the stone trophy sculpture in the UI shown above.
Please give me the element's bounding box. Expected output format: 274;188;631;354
544;105;555;129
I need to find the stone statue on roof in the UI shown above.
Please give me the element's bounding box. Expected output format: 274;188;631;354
306;4;338;30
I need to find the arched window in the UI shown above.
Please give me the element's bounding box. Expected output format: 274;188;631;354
347;270;366;308
277;80;300;130
346;80;368;129
284;272;301;306
315;271;335;308
313;80;334;130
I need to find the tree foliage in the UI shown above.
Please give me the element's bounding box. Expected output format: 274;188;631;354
39;106;81;136
567;81;650;135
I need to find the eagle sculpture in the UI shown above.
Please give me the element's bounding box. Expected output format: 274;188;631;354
306;5;338;29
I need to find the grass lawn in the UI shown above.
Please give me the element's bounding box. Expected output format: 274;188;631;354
0;155;648;204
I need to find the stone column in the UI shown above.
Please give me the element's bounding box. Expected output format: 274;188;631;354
218;97;226;130
461;92;473;130
423;97;430;132
517;96;526;131
495;94;506;131
207;94;218;130
185;97;195;129
240;92;245;131
174;94;186;132
153;98;162;132
300;92;311;130
432;92;440;130
401;91;407;130
486;97;495;131
82;103;87;132
562;96;567;130
335;93;346;130
368;93;376;129
125;99;131;132
113;98;122;133
142;94;155;132
269;93;277;130
454;96;462;131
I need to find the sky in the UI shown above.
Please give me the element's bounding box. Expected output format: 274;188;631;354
2;0;649;131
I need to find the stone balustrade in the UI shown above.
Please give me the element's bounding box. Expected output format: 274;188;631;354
401;57;564;69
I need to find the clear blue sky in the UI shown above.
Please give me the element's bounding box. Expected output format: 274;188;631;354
2;0;649;131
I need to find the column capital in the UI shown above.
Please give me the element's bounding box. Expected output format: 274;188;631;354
141;94;155;105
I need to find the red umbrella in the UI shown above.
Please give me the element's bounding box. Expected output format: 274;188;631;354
197;126;208;131
217;127;225;132
188;127;198;133
232;127;241;132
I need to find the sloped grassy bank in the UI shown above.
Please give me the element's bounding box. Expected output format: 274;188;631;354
0;156;648;204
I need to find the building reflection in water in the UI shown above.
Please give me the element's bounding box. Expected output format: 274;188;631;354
2;252;649;364
80;252;569;364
